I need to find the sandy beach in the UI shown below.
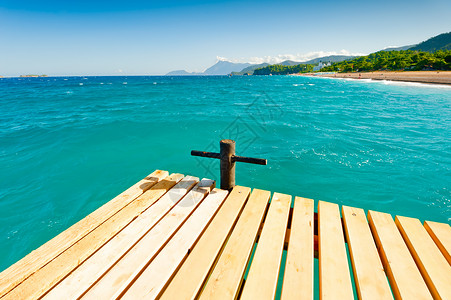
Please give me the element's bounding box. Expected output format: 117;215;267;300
310;71;451;85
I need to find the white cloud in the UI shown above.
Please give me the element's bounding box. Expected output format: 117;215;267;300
218;50;367;65
216;56;229;62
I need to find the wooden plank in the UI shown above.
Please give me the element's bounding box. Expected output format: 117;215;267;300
0;170;168;298
2;173;182;300
121;188;229;299
318;201;354;300
241;192;291;299
281;197;314;300
160;186;251;300
342;206;392;300
198;189;270;300
368;210;432;300
424;220;451;265
42;176;199;300
81;179;215;300
395;216;451;299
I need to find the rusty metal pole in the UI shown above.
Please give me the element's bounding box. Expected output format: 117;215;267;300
220;139;235;190
191;139;266;190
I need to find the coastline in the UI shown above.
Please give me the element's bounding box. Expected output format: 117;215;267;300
301;71;451;85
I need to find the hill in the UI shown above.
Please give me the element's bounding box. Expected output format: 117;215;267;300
278;60;301;66
382;45;415;51
231;63;270;75
233;55;356;75
165;70;203;76
166;60;252;76
320;50;451;72
303;55;357;64
253;64;314;75
203;61;252;75
409;32;451;52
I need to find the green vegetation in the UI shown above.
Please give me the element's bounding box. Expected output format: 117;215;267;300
231;63;270;75
253;64;314;75
247;32;451;75
409;32;451;52
320;50;451;72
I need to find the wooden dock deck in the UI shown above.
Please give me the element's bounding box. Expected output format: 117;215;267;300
0;170;450;299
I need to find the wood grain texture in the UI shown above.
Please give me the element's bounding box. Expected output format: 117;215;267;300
318;201;354;300
199;189;270;300
80;179;214;300
424;220;451;265
2;173;181;300
42;176;199;300
0;170;168;298
160;186;251;300
342;206;392;300
281;197;314;300
240;192;291;300
396;216;451;299
121;189;229;299
368;210;432;300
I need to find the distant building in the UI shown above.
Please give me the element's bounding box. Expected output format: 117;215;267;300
313;61;331;72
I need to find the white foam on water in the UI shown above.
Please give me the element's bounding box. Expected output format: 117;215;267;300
307;83;315;86
123;82;127;85
322;76;451;89
380;80;451;89
79;83;83;86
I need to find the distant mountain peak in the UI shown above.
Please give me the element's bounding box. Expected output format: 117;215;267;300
203;61;252;75
165;70;203;76
166;60;253;76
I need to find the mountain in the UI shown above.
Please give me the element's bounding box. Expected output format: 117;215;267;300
232;55;357;75
278;60;301;66
236;55;357;75
166;61;252;76
377;32;451;53
408;32;451;52
277;56;357;66
231;63;270;75
203;61;252;75
165;70;203;76
303;55;357;64
382;45;415;51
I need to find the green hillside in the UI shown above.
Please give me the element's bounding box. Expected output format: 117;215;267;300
303;55;356;64
409;32;451;52
234;55;355;75
320;50;451;72
253;64;313;75
231;63;270;75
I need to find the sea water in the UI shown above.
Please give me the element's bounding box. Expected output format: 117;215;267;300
1;75;450;277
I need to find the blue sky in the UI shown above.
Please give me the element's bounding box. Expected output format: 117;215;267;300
0;0;450;76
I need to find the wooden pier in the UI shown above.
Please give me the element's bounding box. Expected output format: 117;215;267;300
0;170;450;299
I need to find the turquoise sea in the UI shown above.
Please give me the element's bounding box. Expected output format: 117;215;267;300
1;75;450;275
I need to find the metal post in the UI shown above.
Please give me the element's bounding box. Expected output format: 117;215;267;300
220;139;236;190
191;139;267;191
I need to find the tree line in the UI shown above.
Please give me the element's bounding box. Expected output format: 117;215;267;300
253;64;314;75
252;50;451;75
321;50;451;72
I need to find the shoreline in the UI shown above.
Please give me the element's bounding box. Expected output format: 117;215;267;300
300;71;451;86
